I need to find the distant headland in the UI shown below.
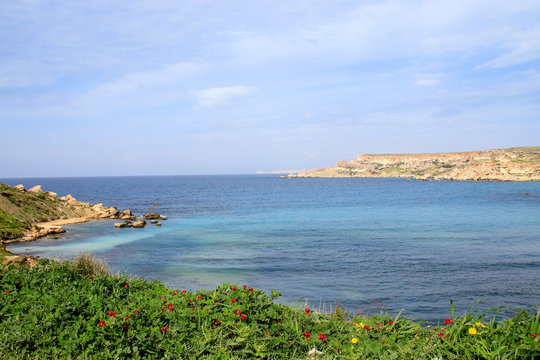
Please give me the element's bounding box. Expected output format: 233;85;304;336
289;147;540;181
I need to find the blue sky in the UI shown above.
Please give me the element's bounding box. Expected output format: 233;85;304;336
1;0;539;177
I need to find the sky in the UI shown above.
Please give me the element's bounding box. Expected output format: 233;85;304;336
1;0;539;177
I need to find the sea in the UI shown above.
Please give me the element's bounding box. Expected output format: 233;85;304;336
2;175;539;323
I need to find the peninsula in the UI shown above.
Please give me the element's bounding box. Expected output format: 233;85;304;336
293;147;540;181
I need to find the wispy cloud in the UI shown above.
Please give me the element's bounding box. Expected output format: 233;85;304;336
190;86;254;107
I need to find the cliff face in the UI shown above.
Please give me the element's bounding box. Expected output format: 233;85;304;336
295;147;540;181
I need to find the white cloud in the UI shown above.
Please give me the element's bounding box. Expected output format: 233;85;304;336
190;85;254;107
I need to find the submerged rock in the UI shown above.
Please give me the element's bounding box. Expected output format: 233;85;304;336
114;223;127;228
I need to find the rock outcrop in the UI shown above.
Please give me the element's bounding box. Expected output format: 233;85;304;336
294;147;540;181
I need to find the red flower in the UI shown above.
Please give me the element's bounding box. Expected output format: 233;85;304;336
124;283;128;288
249;287;254;292
531;333;538;338
161;326;168;333
240;314;246;321
198;295;203;299
134;309;140;313
173;292;177;295
182;290;186;294
98;320;105;327
108;310;117;317
302;332;310;340
88;276;94;280
231;298;237;303
215;320;221;325
305;308;311;314
235;310;242;315
438;332;444;338
389;321;394;325
364;325;370;331
375;322;380;325
264;330;269;336
232;286;236;291
319;333;326;341
243;285;247;289
5;290;10;294
444;318;453;325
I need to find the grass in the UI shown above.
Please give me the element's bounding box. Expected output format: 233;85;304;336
0;254;538;359
0;208;30;238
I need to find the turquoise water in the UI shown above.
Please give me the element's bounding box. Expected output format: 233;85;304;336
3;176;539;322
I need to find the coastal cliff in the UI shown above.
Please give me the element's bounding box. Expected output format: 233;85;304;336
0;183;128;244
295;147;540;181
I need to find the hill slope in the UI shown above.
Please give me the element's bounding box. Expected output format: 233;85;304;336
295;147;540;181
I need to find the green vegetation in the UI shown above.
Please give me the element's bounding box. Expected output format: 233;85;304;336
1;255;538;359
0;208;30;239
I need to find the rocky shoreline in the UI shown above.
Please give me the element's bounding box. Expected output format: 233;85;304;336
290;147;540;181
0;183;167;245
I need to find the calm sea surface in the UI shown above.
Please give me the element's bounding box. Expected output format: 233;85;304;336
3;176;539;322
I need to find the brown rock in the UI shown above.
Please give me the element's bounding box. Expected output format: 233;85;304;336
155;223;162;227
45;191;58;199
133;219;147;228
14;184;25;191
28;185;43;193
154;203;160;206
150;219;158;224
143;212;161;220
114;223;127;228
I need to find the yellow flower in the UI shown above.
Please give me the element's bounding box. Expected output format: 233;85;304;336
355;322;365;328
468;327;477;335
351;338;358;344
475;322;485;328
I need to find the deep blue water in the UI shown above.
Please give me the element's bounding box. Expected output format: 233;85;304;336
3;175;539;322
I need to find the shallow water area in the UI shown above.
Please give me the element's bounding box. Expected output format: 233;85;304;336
4;175;540;322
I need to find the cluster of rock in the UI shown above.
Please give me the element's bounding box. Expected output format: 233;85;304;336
114;211;168;229
293;147;540;182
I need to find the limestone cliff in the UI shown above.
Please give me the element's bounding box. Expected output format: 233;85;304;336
295;147;540;181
